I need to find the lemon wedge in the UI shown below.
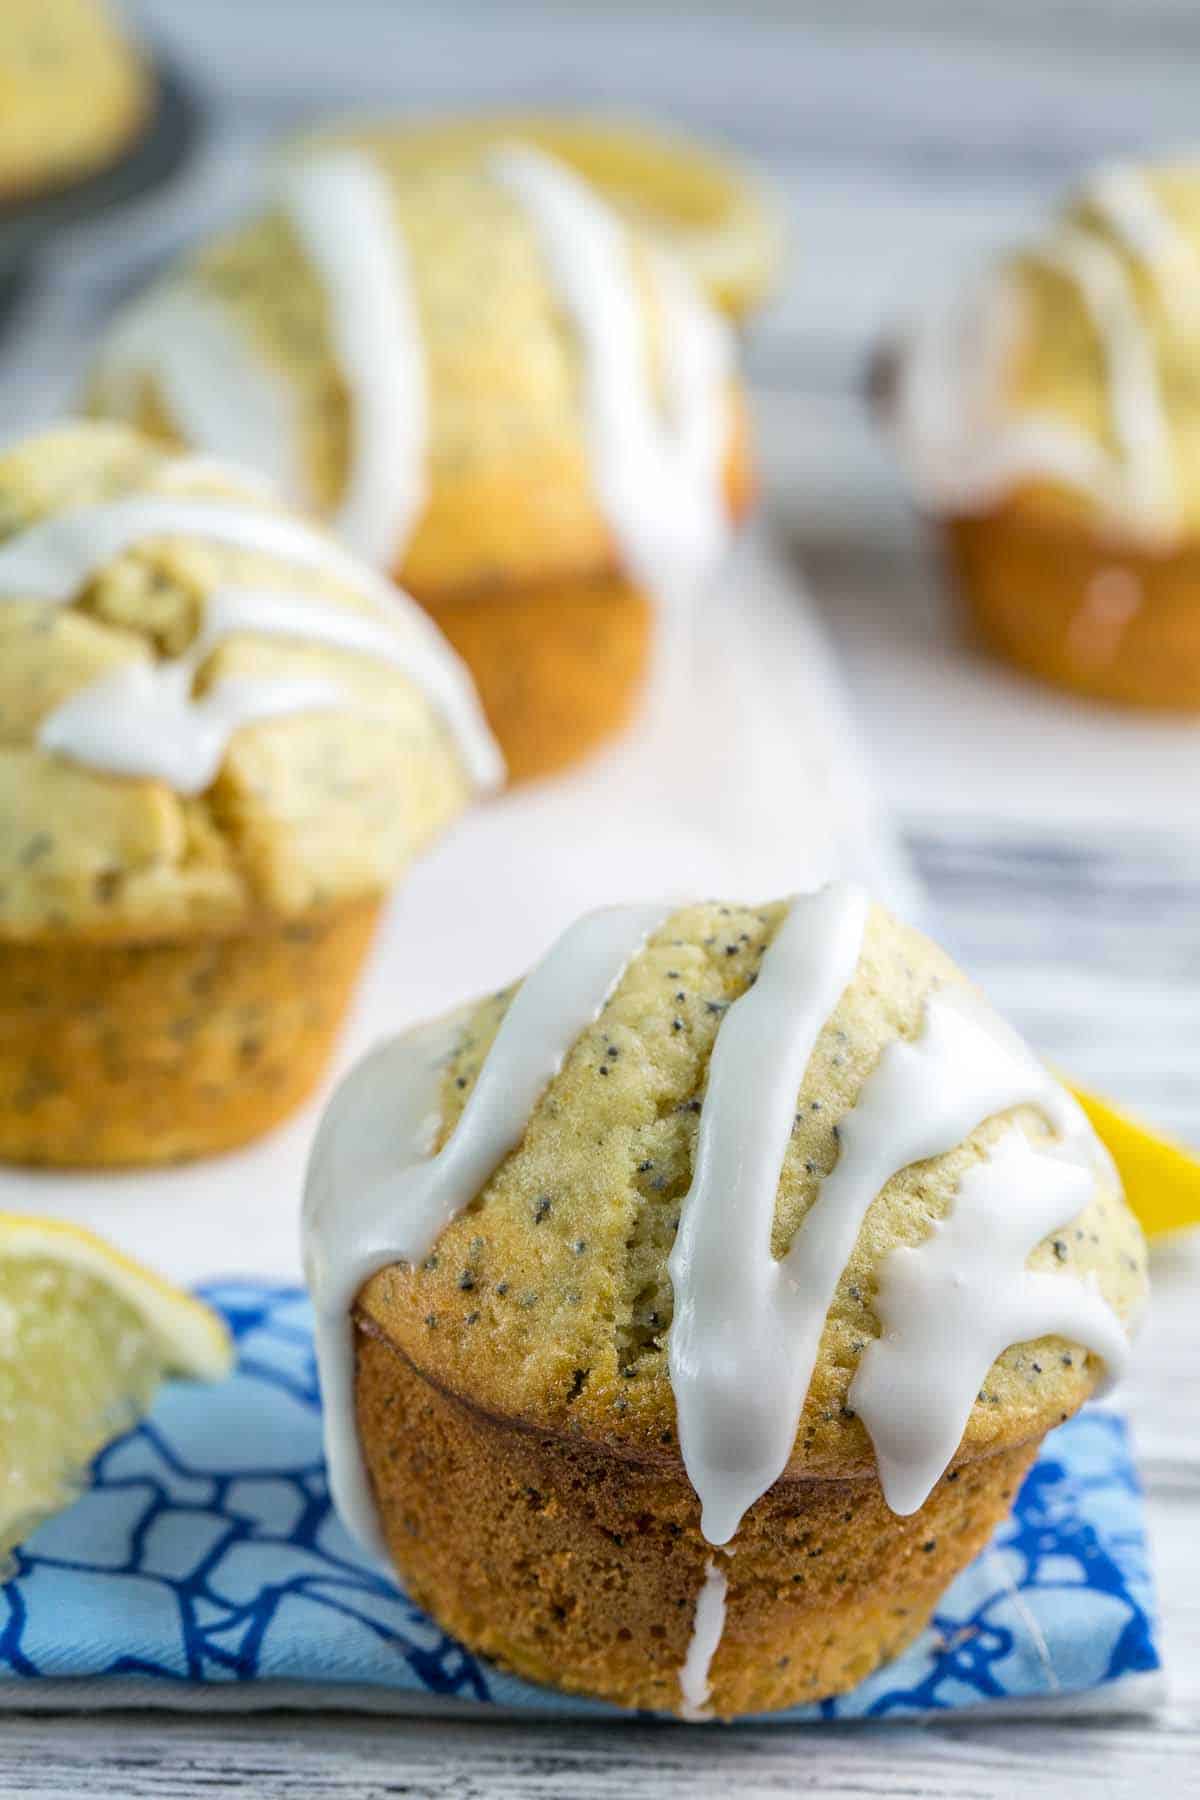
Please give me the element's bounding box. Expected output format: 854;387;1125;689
1068;1085;1200;1238
292;111;784;320
0;1214;231;1559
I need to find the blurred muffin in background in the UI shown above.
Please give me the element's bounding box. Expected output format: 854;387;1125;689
0;422;499;1168
86;128;761;779
293;112;785;323
0;0;150;202
887;157;1200;711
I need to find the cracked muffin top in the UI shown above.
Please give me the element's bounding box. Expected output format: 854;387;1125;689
0;422;500;942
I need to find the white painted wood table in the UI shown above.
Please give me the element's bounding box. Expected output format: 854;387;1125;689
2;1;1199;1792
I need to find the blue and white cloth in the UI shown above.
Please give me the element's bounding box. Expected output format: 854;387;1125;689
0;1282;1161;1719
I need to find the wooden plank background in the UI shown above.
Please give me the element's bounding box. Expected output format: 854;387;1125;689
1;1;1199;1792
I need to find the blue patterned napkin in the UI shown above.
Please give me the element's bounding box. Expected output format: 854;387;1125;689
0;1282;1160;1719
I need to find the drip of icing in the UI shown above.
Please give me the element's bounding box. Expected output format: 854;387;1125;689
0;494;502;792
491;145;733;596
668;882;869;1547
669;894;1113;1548
281;151;429;569
302;902;669;1558
91;285;307;502
677;1556;728;1721
850;1128;1130;1516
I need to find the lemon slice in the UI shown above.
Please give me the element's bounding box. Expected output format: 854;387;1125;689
292;112;784;320
1068;1085;1200;1238
0;1214;231;1559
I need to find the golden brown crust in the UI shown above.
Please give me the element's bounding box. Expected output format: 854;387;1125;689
0;898;378;1167
945;506;1200;710
422;575;652;784
408;403;754;782
356;1322;1040;1717
395;387;756;608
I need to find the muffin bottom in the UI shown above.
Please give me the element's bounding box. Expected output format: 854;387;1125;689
355;1322;1042;1719
0;899;379;1168
421;575;653;784
945;509;1200;710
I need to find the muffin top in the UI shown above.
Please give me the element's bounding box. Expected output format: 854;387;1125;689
893;156;1200;544
0;0;148;200
305;886;1146;1552
87;140;746;600
291;112;785;322
0;422;500;943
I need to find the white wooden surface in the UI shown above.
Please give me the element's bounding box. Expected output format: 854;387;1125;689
2;1;1200;1792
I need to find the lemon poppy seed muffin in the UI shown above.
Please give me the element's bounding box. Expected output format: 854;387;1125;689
87;140;755;780
0;0;150;203
304;885;1146;1718
0;422;500;1167
891;156;1200;709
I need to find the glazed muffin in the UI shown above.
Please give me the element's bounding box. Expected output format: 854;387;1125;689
889;157;1200;710
86;139;755;780
0;422;500;1168
0;0;150;203
304;884;1145;1718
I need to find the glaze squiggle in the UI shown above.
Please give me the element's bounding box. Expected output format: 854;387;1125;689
896;185;1186;537
850;1127;1130;1516
280;151;429;569
491;145;733;595
0;493;503;794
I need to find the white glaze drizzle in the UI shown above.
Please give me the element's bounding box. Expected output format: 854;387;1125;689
896;214;1180;536
1032;227;1178;535
896;274;1115;515
280;151;429;569
95;144;731;590
491;145;733;596
1085;163;1200;327
849;1127;1130;1516
668;889;1125;1548
302;902;669;1559
0;494;502;794
677;1556;728;1721
91;284;307;502
667;882;869;1547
